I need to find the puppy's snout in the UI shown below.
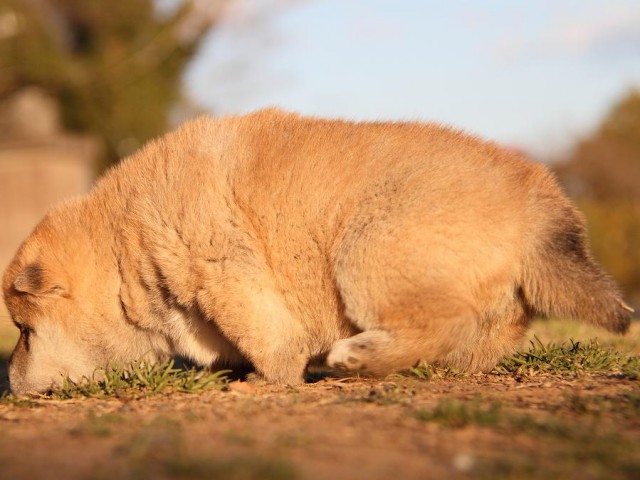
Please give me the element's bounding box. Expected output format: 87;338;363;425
7;357;25;396
7;345;35;396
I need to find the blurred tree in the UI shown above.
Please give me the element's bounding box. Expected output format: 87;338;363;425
554;89;640;305
556;89;640;200
0;0;224;169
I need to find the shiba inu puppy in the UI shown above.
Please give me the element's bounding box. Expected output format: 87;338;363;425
3;109;632;395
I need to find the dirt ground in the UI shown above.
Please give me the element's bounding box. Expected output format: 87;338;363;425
0;370;638;480
0;319;639;479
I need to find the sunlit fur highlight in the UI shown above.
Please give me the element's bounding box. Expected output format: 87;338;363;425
3;109;631;394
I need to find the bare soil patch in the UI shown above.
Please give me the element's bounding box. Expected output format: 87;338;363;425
0;372;638;480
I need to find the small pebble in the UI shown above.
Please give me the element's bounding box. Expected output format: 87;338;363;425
452;453;475;472
228;381;257;394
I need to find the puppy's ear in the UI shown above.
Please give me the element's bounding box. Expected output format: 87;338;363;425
13;263;66;297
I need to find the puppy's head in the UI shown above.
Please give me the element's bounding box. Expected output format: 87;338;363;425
2;202;160;396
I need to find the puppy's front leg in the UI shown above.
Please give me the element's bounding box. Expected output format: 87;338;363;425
196;266;308;385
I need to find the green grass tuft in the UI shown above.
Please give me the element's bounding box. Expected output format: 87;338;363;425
410;363;465;380
51;359;230;400
1;359;230;404
124;416;297;480
164;456;297;480
0;393;41;407
415;399;501;428
493;336;639;378
408;336;639;381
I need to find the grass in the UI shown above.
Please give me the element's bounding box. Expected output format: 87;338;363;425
163;455;297;480
410;363;465;380
0;359;230;403
349;382;411;405
53;359;230;399
413;398;573;437
84;412;127;437
415;399;501;428
494;336;640;378
124;416;297;480
563;392;640;419
409;333;640;381
524;317;640;354
415;398;640;479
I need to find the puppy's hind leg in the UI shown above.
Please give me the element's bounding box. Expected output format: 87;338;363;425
327;296;478;376
331;219;481;376
439;289;532;372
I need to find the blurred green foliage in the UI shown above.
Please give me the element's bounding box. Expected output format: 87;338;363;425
556;90;640;201
580;201;640;304
0;0;209;169
555;90;640;304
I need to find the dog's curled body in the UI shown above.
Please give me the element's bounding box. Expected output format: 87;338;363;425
3;109;631;394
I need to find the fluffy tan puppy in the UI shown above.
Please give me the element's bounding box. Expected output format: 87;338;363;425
3;109;632;395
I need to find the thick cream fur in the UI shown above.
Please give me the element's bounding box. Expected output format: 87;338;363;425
3;109;630;394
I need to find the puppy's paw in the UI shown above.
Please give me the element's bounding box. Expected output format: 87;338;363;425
327;331;393;374
245;372;268;385
327;338;370;373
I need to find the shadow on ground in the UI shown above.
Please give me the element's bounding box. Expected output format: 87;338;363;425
0;354;10;395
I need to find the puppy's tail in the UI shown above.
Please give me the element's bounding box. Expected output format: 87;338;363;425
521;189;632;333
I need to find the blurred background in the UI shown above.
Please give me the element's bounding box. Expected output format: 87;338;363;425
0;0;639;330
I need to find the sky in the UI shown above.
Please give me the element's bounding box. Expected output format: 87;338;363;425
182;0;640;158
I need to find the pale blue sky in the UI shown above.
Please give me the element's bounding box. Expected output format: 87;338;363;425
184;0;640;157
